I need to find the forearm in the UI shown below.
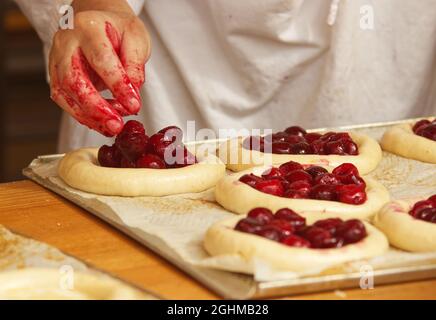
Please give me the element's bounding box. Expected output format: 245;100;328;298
72;0;134;14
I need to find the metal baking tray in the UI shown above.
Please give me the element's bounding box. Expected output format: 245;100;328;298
23;118;436;299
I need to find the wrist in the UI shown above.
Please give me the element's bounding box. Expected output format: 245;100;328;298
72;0;134;14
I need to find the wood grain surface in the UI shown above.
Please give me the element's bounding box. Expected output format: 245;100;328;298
0;180;435;299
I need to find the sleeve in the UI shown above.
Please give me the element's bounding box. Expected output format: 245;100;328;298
13;0;73;48
13;0;145;47
13;0;145;79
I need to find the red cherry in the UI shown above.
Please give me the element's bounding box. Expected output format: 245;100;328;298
243;136;264;150
280;235;311;248
177;149;197;167
290;142;314;154
115;131;149;161
271;142;292;154
166;145;197;167
268;218;295;235
336;184;367;205
415;208;436;222
261;167;283;180
343;140;359;155
278;161;304;175
255;179;285;196
284;170;313;184
121;120;145;136
98;144;122;168
287;181;311;195
325;140;347;155
335;219;367;244
149;133;172;158
235;218;263;234
239;174;263;187
285;135;306;144
274;208;306;230
304;133;322;144
136;153;166;169
338;174;366;189
313;218;344;234
304;166;328;180
314;173;341;186
269;132;289;142
284;189;307;199
310;184;337;201
320;132;336;141
413;119;431;133
326;138;358;155
158;125;183;142
428;194;436;206
311;139;327;155
120;157;136;168
332;163;359;177
409;200;435;217
255;227;281;241
247;208;274;224
329;132;352;142
299;226;332;248
284;126;307;137
419;123;436;141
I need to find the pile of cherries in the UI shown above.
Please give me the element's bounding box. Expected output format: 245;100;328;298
409;194;436;223
98;120;197;169
235;207;367;249
243;126;359;155
240;162;367;205
412;119;436;141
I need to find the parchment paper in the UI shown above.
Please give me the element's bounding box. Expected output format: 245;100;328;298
25;124;436;282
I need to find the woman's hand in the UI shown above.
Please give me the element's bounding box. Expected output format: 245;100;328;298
49;0;150;137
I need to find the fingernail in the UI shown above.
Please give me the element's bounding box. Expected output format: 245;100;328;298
128;97;141;114
106;119;123;135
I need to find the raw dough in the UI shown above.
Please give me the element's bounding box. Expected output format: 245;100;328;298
380;118;436;164
219;132;382;174
215;166;390;220
374;199;436;252
204;216;389;273
58;148;226;196
0;268;155;300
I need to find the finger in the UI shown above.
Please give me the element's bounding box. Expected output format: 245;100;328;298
56;49;124;136
120;18;151;90
107;99;130;117
80;22;141;115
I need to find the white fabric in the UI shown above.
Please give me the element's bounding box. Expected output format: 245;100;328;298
14;0;436;152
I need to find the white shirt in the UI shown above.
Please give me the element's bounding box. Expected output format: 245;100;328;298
15;0;436;152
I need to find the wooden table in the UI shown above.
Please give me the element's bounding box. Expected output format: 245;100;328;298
0;180;435;299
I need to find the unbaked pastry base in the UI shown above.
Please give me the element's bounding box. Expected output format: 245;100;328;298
23;118;436;299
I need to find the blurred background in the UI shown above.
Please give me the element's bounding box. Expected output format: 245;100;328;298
0;1;61;182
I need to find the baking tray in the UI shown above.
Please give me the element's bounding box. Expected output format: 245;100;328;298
23;118;436;299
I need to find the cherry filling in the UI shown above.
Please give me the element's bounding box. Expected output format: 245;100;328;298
412;119;436;141
234;208;367;248
98;120;197;169
408;194;436;223
242;126;359;155
239;162;367;205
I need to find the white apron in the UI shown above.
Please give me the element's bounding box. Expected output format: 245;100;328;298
15;0;436;152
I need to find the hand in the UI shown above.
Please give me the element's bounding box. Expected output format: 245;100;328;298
49;0;151;137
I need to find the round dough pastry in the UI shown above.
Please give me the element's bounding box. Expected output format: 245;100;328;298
204;217;389;273
58;148;226;196
218;131;382;174
215;166;390;220
374;199;436;252
0;268;155;300
380;118;436;164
